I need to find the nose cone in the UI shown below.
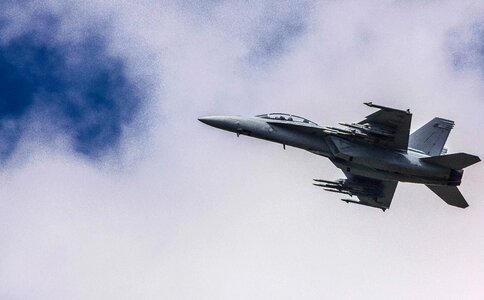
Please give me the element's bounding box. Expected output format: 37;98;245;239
198;116;221;126
198;116;240;132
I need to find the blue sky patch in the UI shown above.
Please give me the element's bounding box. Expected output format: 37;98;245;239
0;12;143;162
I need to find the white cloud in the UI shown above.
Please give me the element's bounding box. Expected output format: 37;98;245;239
1;1;484;299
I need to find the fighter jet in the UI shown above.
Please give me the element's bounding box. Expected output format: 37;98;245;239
199;102;480;211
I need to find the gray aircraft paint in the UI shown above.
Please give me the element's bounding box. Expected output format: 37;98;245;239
199;103;480;211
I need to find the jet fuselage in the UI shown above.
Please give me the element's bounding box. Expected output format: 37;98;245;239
198;115;458;186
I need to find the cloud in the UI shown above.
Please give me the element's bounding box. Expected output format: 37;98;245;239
450;22;484;76
0;5;144;162
246;2;310;62
1;1;484;300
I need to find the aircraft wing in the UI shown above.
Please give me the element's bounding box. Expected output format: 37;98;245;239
343;172;398;211
356;102;412;150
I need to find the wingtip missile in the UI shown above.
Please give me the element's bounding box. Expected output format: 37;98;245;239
313;178;340;184
364;101;411;114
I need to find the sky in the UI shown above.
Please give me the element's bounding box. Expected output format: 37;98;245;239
0;1;483;299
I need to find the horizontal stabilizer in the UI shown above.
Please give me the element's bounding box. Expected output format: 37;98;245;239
426;185;469;208
421;153;481;170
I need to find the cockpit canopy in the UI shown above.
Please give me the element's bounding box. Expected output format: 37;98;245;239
256;113;318;126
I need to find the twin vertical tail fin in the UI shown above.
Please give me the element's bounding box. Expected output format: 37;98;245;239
409;117;454;156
